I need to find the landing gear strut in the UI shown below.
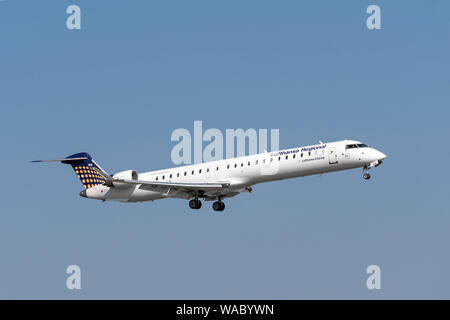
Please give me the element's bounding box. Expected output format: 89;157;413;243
213;201;225;212
363;166;371;180
189;199;202;209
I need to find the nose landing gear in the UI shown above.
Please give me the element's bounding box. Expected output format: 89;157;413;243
363;166;371;180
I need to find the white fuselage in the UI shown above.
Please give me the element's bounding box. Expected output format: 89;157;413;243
85;140;386;202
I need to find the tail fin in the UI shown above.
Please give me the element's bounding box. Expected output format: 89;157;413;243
32;152;108;189
65;153;107;189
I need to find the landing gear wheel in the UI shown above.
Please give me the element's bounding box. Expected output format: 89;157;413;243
189;199;202;209
213;201;225;211
363;173;371;180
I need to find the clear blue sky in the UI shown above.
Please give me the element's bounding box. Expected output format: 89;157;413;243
1;0;449;299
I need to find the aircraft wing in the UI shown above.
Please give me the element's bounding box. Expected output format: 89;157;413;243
112;178;231;195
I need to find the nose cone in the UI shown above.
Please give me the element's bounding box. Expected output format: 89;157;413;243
79;190;87;198
376;150;387;160
367;148;386;163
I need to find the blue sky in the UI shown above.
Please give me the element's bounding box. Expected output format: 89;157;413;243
0;0;449;299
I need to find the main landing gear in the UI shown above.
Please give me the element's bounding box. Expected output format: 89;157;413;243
189;199;202;209
212;201;225;212
188;197;226;211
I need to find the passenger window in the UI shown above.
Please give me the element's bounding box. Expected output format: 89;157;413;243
234;164;237;168
248;161;250;166
301;153;303;157
191;170;194;175
162;175;165;180
285;155;288;160
308;151;311;156
184;172;187;176
255;160;259;165
156;176;158;181
293;154;296;159
177;173;179;177
227;164;230;169
241;163;243;167
270;158;273;162
216;167;219;171
199;169;202;174
278;156;281;161
169;174;172;178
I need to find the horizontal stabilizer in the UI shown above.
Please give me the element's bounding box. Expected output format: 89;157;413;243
31;157;88;163
31;152;109;189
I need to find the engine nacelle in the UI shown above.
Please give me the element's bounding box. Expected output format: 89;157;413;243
112;170;138;188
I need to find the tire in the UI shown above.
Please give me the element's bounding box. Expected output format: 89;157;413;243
189;199;198;209
363;173;371;180
213;201;222;211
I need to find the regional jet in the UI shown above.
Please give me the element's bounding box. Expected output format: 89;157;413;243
32;140;386;211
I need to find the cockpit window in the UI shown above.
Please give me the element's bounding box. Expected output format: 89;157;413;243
346;143;369;149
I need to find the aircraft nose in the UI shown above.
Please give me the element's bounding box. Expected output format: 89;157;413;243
79;190;87;198
375;150;387;160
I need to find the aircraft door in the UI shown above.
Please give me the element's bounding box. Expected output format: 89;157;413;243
328;147;338;164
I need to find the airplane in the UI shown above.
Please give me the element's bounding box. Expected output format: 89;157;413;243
32;140;386;211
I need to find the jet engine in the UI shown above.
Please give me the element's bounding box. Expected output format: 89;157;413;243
112;170;138;188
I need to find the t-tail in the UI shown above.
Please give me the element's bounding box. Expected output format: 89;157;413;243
31;152;111;190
